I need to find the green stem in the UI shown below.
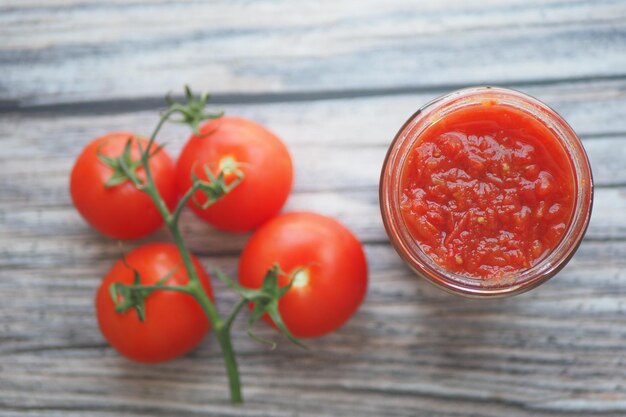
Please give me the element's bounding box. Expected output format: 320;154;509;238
172;182;202;225
167;223;221;322
224;298;247;330
145;108;176;154
144;183;173;224
215;325;243;404
125;110;243;403
133;284;191;294
188;285;243;403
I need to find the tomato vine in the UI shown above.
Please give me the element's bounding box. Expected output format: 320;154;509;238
103;87;302;403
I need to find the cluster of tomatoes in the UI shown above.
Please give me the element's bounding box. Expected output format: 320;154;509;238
70;116;368;363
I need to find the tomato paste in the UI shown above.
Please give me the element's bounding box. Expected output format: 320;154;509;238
400;102;575;278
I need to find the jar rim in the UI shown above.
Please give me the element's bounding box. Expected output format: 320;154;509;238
379;86;594;298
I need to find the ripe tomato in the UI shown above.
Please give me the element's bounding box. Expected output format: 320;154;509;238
96;243;213;363
175;116;293;232
70;132;176;240
239;212;368;338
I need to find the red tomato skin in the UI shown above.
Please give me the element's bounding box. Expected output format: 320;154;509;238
70;132;176;240
239;212;368;338
95;243;213;363
175;116;293;232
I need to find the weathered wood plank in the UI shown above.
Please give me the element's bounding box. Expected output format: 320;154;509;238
3;2;626;414
0;184;625;268
1;76;625;416
2;0;626;104
0;81;625;273
1;239;626;417
3;79;625;149
1;81;625;205
0;132;623;201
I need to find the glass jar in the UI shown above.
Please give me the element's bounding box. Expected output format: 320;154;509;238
379;87;593;298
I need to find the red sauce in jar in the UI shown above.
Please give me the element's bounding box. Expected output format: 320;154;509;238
400;101;575;278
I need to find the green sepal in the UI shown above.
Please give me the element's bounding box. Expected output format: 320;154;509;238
96;153;117;166
98;137;166;188
216;265;307;350
191;163;244;210
216;270;259;299
164;85;223;136
108;263;180;323
109;268;147;321
103;171;131;188
98;137;141;188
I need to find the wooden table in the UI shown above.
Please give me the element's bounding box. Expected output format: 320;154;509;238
2;1;626;416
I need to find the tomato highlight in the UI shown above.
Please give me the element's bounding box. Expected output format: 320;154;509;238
96;243;213;363
70;132;176;240
239;212;368;338
175;116;293;232
72;87;369;403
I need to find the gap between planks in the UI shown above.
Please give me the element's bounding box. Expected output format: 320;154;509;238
3;74;626;116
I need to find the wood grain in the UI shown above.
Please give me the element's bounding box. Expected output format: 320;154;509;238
2;78;626;416
2;0;626;105
2;1;626;416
